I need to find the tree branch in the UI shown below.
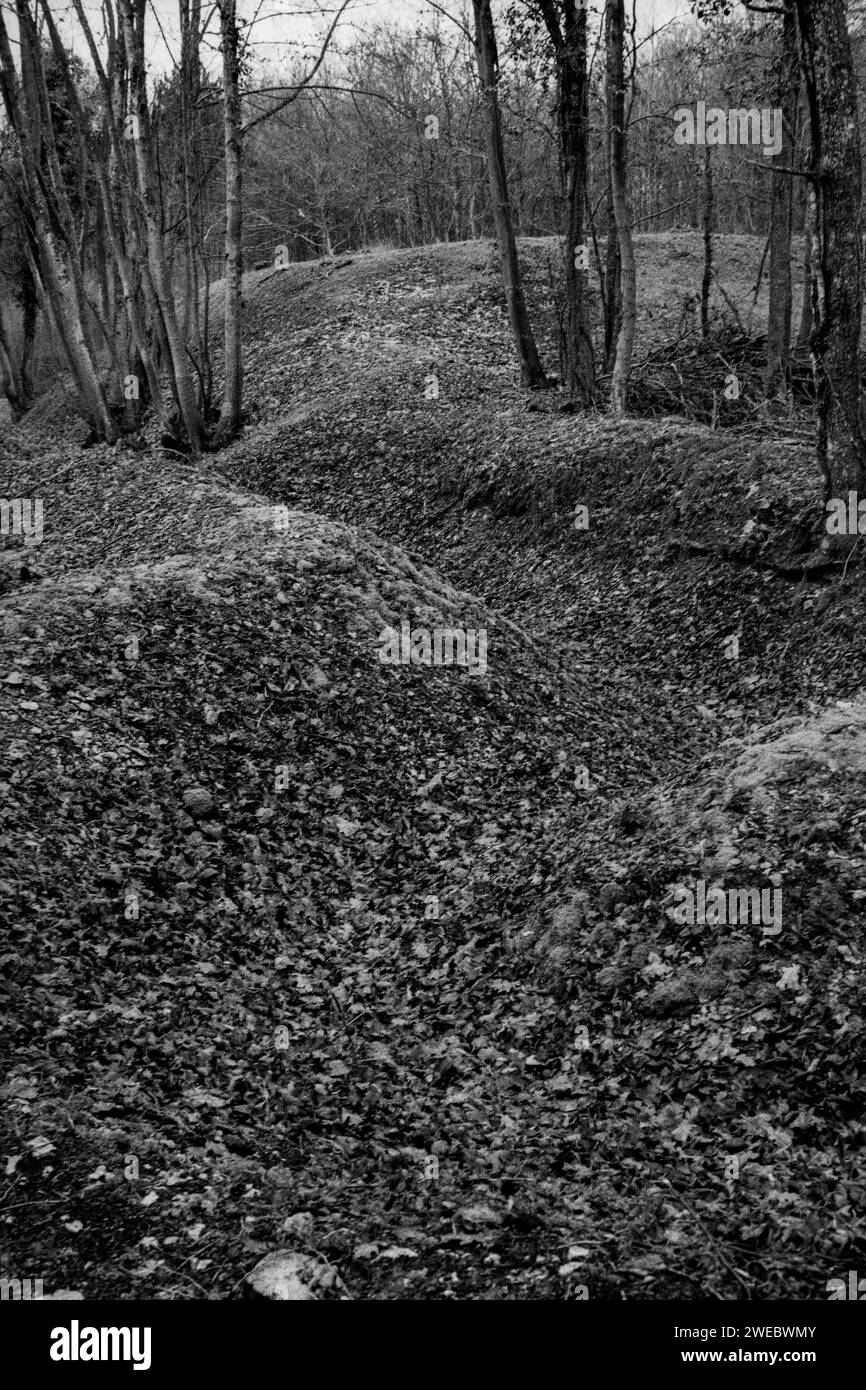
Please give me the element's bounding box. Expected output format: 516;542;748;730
241;0;354;134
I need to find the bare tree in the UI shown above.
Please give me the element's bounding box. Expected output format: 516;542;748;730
605;0;635;415
472;0;547;388
39;0;160;428
117;0;204;456
701;144;712;340
532;0;595;405
602;64;620;373
0;302;23;412
215;0;243;442
796;174;813;350
795;0;866;512
0;4;117;440
766;0;798;397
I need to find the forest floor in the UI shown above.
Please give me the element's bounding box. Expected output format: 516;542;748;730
1;233;865;1300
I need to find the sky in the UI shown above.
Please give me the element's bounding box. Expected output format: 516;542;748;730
32;0;698;82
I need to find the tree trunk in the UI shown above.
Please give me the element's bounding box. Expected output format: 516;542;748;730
472;0;547;388
0;308;24;415
796;184;813;349
559;1;595;404
795;0;866;510
179;0;208;415
216;0;244;442
603;178;620;372
38;0;163;427
701;145;713;340
118;0;204;457
15;0;117;436
535;1;595;403
0;7;116;440
796;110;814;352
606;0;635;417
19;255;37;407
766;1;798;398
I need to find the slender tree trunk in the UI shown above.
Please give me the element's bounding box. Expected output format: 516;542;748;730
0;7;116;440
606;0;635;416
19;255;37;406
118;0;203;456
796;115;814;351
559;1;595;404
766;1;798;397
602;0;620;373
701;145;713;340
797;185;814;349
38;0;163;427
179;0;208;412
795;0;866;510
93;202;114;351
0;309;24;415
472;0;547;388
15;1;117;437
535;1;595;403
603;180;620;372
215;0;244;442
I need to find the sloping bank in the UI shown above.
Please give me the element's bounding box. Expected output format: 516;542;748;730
523;694;866;1297
0;443;612;1299
1;435;862;1297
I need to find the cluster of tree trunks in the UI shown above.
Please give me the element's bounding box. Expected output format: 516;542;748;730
472;0;865;536
0;0;321;455
471;0;547;389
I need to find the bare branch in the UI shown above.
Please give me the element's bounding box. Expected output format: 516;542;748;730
241;0;354;134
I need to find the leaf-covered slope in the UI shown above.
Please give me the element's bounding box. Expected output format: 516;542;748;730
0;446;609;1299
2;234;865;1299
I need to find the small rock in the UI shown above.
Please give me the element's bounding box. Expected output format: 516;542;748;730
598;882;622;912
183;786;214;817
320;1229;352;1258
281;1211;315;1240
695;967;728;1000
244;1250;346;1301
307;665;330;689
266;1165;295;1189
647;975;699;1017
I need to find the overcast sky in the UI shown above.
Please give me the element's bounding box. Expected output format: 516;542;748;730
34;0;697;81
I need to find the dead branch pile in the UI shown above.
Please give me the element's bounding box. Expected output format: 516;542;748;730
627;328;814;425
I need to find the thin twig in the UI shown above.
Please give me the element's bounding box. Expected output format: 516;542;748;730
661;1177;753;1295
